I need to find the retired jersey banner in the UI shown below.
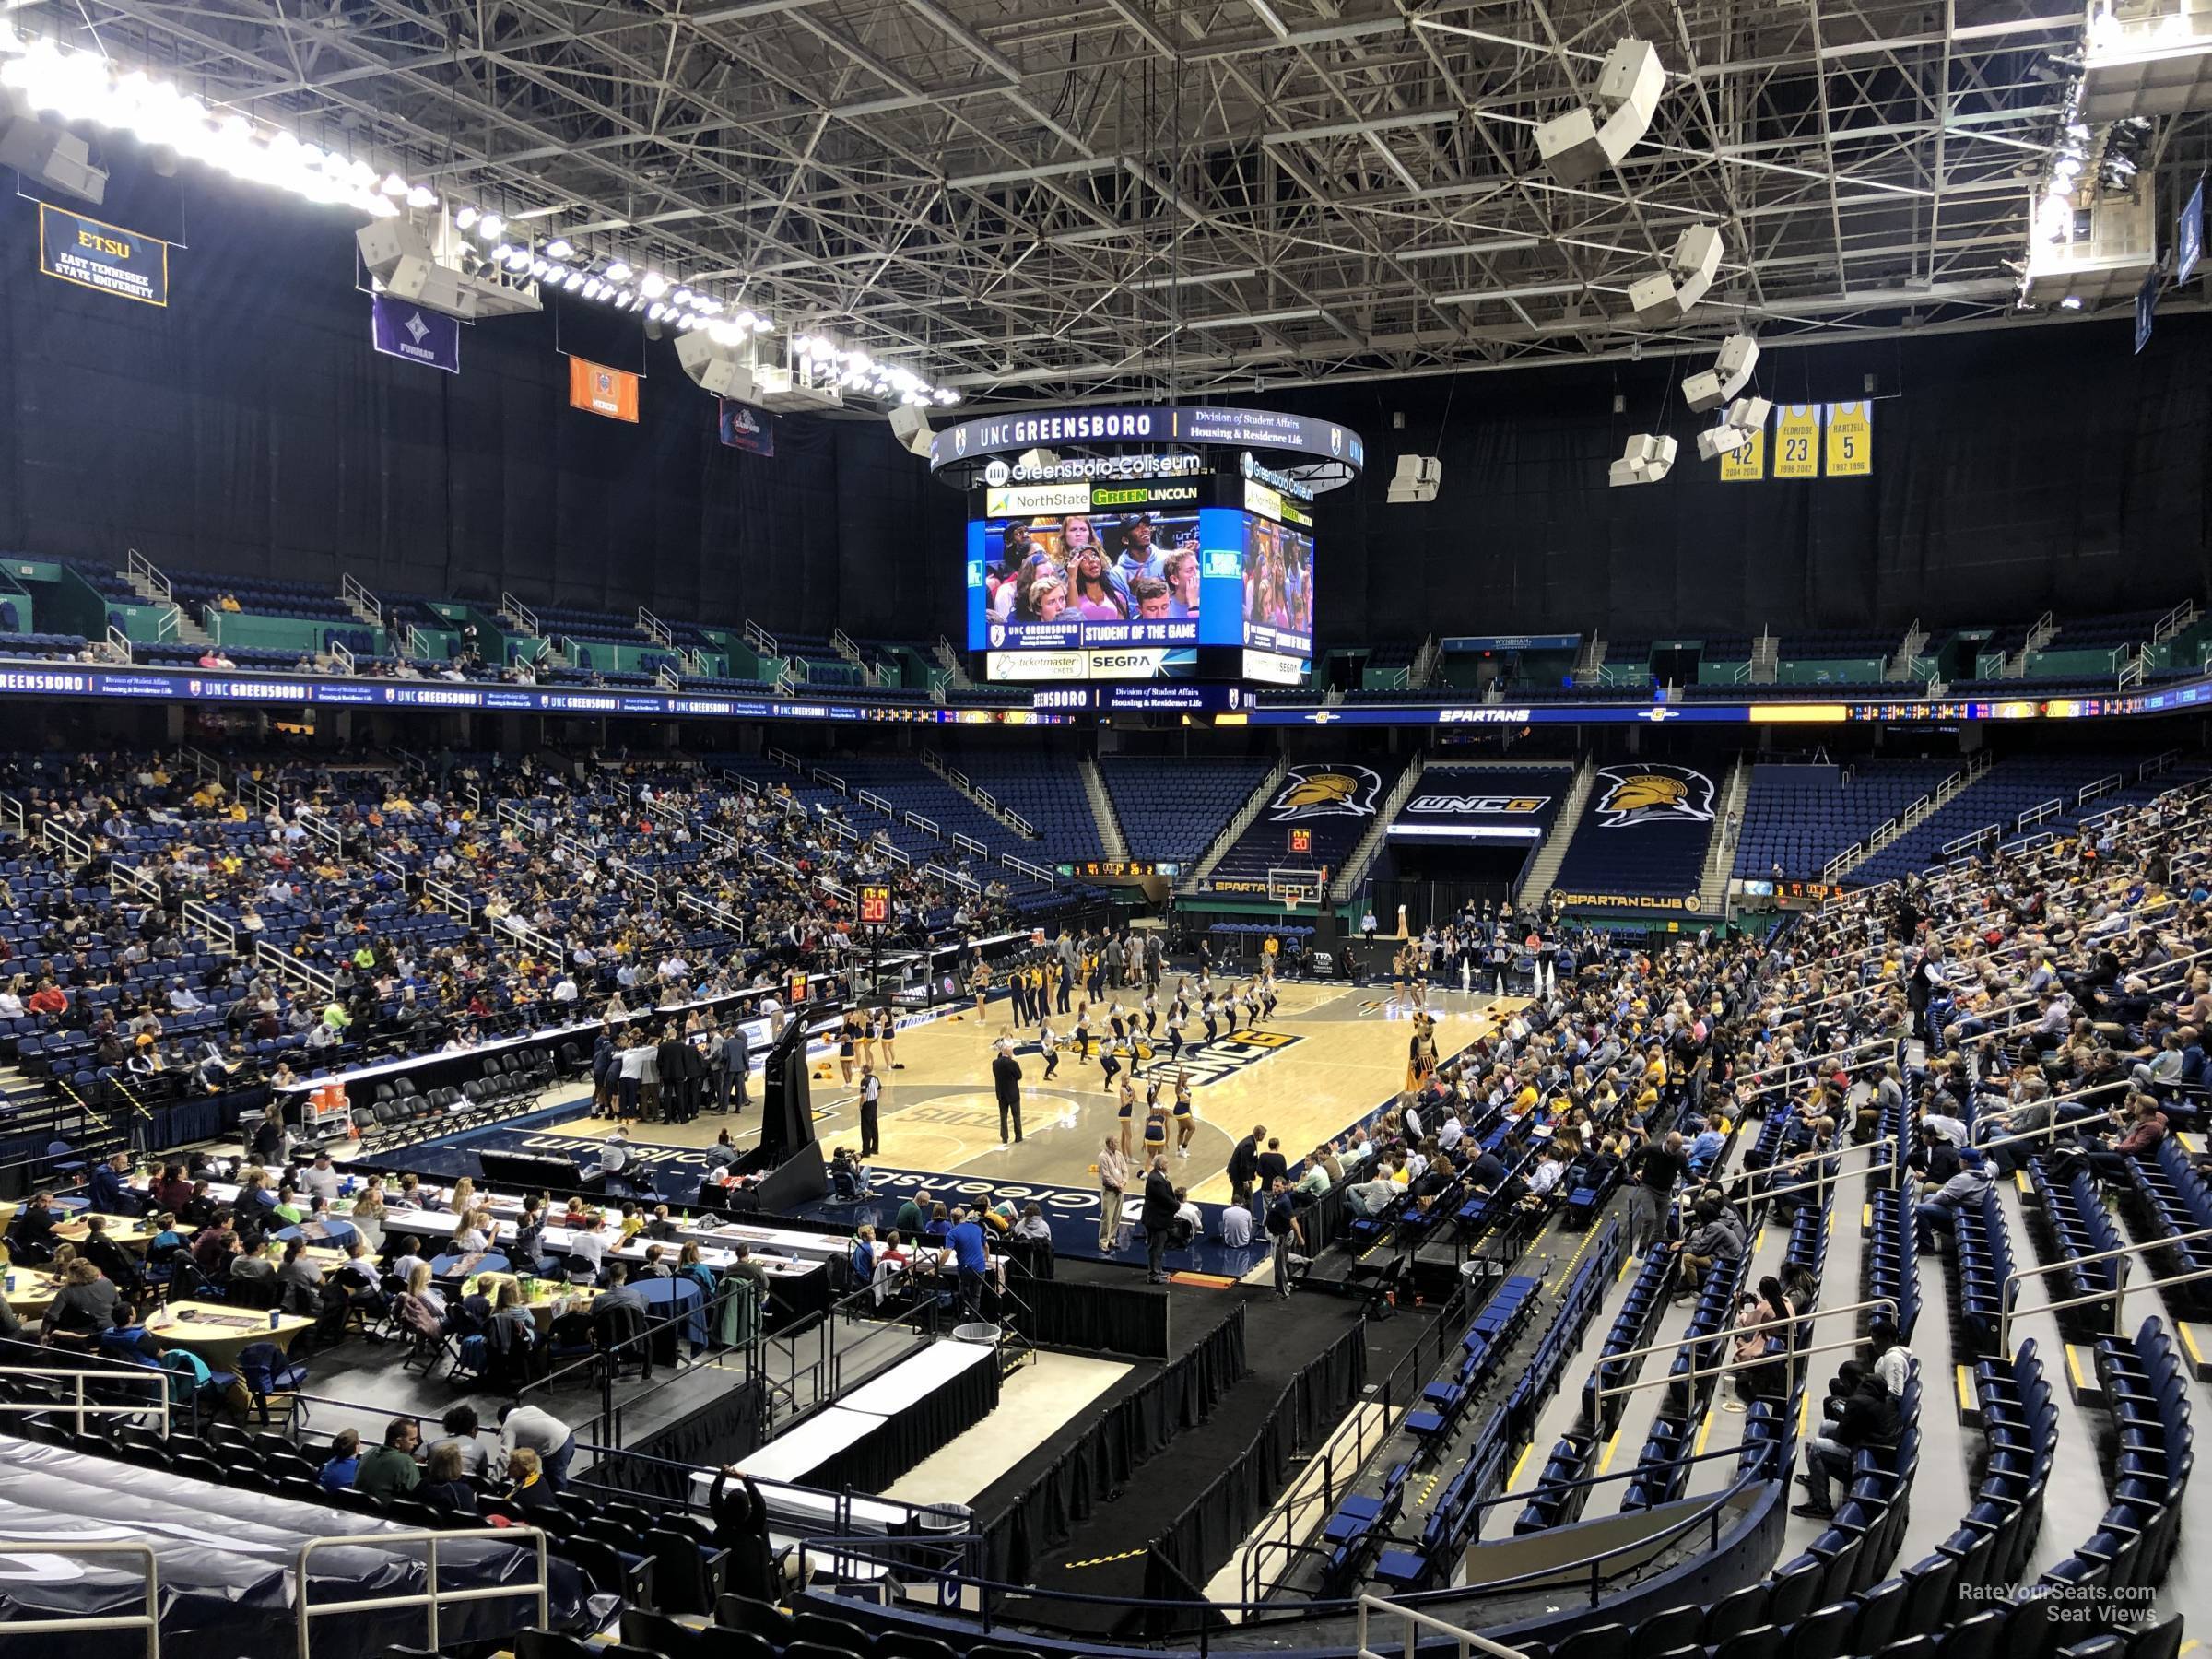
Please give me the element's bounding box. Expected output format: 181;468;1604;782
1773;405;1819;477
1824;401;1872;476
569;356;640;422
38;202;168;306
719;398;776;455
1718;420;1765;481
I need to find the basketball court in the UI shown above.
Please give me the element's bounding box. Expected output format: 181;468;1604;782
516;977;1526;1202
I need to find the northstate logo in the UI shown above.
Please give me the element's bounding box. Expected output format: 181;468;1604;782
1268;764;1382;822
1591;764;1716;828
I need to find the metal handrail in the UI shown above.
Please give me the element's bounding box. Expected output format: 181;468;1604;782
293;1525;547;1659
0;1538;159;1656
0;1363;171;1435
1357;1593;1528;1659
1591;1295;1898;1389
1996;1224;2212;1355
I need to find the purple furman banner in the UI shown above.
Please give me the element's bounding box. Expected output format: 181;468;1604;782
371;293;461;372
719;398;775;455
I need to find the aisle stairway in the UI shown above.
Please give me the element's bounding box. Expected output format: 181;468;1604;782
1514;759;1595;907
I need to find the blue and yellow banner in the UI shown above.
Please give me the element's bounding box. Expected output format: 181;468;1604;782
38;202;168;307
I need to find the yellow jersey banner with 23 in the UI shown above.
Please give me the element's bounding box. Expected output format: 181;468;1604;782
1772;406;1820;478
1824;401;1872;477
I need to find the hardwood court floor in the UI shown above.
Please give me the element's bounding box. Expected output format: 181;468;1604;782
538;980;1524;1201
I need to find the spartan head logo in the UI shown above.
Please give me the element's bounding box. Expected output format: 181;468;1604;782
1269;764;1382;822
1593;764;1715;827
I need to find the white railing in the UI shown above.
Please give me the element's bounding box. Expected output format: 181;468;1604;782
1939;823;2002;859
1005;853;1056;887
255;936;335;1000
330;640;355;676
907;813;938;838
45;819;92;865
424;877;477;924
811;767;849;797
341;571;380;621
677;889;750;934
181;899;237;954
296;806;344;851
856;789;893;816
108;862;162;902
638;606;675;649
126;547;169;604
744;619;779;658
0;1538;159;1657
500;591;539;636
0;792;23;838
952;830;989;860
151;605;180;643
656;662;682;691
2152;597;2198;644
405;622;430;661
178;746;222;782
2015;795;2064;830
766;745;803;771
2077;771;2125;805
104;623;133;663
295;1527;547;1659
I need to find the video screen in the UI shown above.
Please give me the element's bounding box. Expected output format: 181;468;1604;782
1242;515;1314;659
972;509;1202;653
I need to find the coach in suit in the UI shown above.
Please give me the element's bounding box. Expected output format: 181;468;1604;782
1141;1156;1179;1283
1227;1127;1265;1211
655;1028;693;1124
991;1041;1024;1144
718;1024;750;1113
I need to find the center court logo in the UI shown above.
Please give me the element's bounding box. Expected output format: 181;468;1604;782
1268;763;1382;822
1591;763;1716;827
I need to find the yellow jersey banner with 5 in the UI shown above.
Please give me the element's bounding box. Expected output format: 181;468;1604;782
1718;422;1765;481
1773;406;1820;478
1824;401;1872;476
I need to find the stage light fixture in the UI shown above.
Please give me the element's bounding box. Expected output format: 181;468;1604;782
0;86;108;203
640;272;669;300
1535;38;1665;184
545;238;574;259
477;213;503;241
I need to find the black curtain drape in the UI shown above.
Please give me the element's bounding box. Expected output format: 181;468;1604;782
1139;1322;1369;1605
584;1380;768;1502
1007;1277;1171;1359
810;1355;1002;1493
980;1303;1249;1583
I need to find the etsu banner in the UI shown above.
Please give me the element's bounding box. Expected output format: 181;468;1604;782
370;293;460;372
38;202;168;306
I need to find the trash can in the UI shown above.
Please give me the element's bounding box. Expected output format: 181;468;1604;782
951;1322;1000;1347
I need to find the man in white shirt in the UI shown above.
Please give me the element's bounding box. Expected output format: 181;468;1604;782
566;1216;608;1279
551;973;579;1004
300;1151;342;1206
1218;1203;1253;1247
497;1403;576;1487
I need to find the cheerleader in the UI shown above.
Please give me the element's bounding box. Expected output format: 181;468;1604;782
1141;1092;1171;1163
1259;979;1279;1021
1200;993;1219;1048
1117;1075;1137;1158
1071;1002;1093;1065
1039;1014;1061;1080
1108;1003;1128;1046
1393;947;1409;1006
1172;1069;1195;1157
1099;1031;1124;1091
858;1007;880;1075
970;962;990;1022
880;1014;901;1072
1142;991;1159;1039
1166;994;1189;1062
838;1010;860;1086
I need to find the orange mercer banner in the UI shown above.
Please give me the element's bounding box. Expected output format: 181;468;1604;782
568;356;640;422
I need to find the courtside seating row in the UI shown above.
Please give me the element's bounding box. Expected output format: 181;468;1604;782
350;1053;555;1150
1943;1340;2057;1587
1583;1245;1678;1435
2023;1159;2124;1328
1771;1359;1924;1610
2041;1318;2194;1596
1314;1457;1414;1589
1620;1253;1749;1512
2123;1137;2212;1305
1406;1273;1542;1442
1948;1189;2016;1357
1370;1405;1512;1594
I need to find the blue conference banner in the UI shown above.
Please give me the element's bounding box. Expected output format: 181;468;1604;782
371;293;461;372
37;202;168;307
2135;266;2159;355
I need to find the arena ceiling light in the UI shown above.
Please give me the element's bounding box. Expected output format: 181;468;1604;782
791;334;960;406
